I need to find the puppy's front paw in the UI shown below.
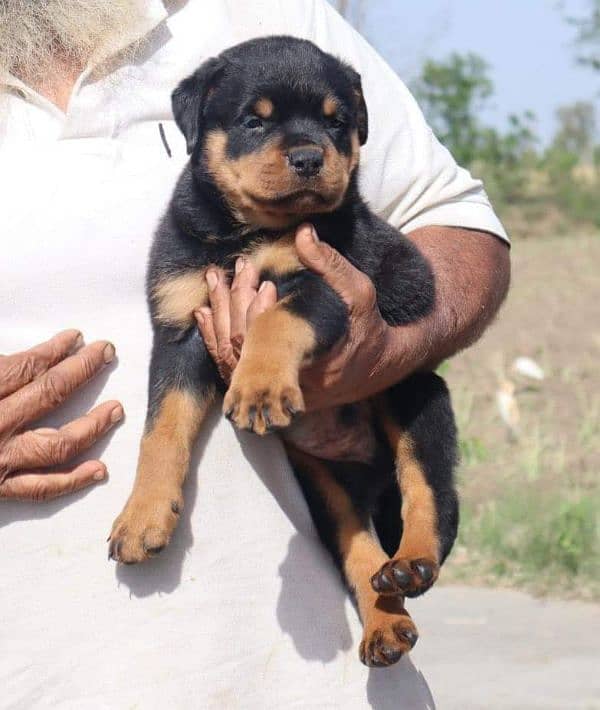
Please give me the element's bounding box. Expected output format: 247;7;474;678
108;491;182;564
371;557;439;598
223;367;304;435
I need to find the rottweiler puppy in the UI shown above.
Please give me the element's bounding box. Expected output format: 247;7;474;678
108;36;459;668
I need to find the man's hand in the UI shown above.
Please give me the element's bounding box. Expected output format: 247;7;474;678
0;330;123;502
195;225;396;411
195;223;510;411
195;260;278;385
286;225;394;410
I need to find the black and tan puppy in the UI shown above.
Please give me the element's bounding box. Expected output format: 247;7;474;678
109;36;459;667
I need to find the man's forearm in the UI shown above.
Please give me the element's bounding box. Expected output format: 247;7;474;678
194;224;510;409
383;226;510;375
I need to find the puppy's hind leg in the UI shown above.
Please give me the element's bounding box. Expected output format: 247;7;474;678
371;373;459;597
287;446;419;668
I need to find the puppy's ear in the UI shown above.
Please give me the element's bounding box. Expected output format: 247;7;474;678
171;58;226;155
343;66;368;146
354;83;368;146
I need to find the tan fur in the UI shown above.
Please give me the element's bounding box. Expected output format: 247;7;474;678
382;417;439;563
246;233;303;276
204;129;354;229
287;448;418;664
322;95;338;117
223;304;315;433
109;388;215;563
152;269;209;328
240;304;316;371
254;97;274;119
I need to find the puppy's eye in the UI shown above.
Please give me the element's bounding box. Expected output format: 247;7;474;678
243;115;264;130
326;116;346;130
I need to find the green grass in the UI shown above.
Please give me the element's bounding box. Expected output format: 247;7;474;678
459;436;490;467
450;487;600;599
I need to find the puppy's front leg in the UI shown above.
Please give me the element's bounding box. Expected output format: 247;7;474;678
109;329;216;563
223;274;348;434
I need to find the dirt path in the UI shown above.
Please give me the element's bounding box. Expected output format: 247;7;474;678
409;585;600;709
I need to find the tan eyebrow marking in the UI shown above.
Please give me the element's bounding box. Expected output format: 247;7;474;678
323;95;338;117
254;98;274;119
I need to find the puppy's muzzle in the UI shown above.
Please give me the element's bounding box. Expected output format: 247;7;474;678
287;146;324;179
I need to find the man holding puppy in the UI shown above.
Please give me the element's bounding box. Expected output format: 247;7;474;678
1;0;508;707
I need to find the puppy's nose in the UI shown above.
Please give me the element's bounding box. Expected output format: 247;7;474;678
288;147;324;178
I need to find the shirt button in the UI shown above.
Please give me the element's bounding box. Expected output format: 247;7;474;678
9;87;27;100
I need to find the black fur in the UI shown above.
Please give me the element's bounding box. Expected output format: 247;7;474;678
383;373;459;563
146;36;458;601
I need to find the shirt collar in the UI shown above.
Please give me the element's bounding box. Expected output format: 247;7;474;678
1;0;168;92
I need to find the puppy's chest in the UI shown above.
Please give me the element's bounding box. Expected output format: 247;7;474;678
242;232;303;280
151;233;303;330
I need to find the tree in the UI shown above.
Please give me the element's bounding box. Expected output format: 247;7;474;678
542;102;600;228
570;0;600;70
554;101;597;164
474;112;538;206
411;53;493;166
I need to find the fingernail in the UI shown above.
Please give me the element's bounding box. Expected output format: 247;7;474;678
103;343;115;363
93;468;106;481
259;280;271;293
309;225;319;243
110;406;124;423
235;257;245;274
206;270;218;291
194;310;204;326
74;333;84;349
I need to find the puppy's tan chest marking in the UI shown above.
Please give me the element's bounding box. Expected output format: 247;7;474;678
152;268;209;329
151;236;302;330
244;233;303;277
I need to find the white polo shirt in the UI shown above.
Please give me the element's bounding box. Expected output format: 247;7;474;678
0;1;507;708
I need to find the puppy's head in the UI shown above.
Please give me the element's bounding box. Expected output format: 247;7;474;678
172;36;368;229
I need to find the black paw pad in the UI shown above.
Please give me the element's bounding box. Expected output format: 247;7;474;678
371;570;394;593
412;559;435;585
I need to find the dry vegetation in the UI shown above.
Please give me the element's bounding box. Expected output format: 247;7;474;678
441;234;600;601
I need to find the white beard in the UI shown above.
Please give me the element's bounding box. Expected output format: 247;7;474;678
0;0;148;84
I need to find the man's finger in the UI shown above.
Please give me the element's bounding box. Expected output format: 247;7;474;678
195;307;236;382
2;400;123;471
247;281;278;327
0;329;82;399
295;223;375;310
195;307;219;362
0;460;107;502
0;340;116;433
230;257;260;354
205;268;233;361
